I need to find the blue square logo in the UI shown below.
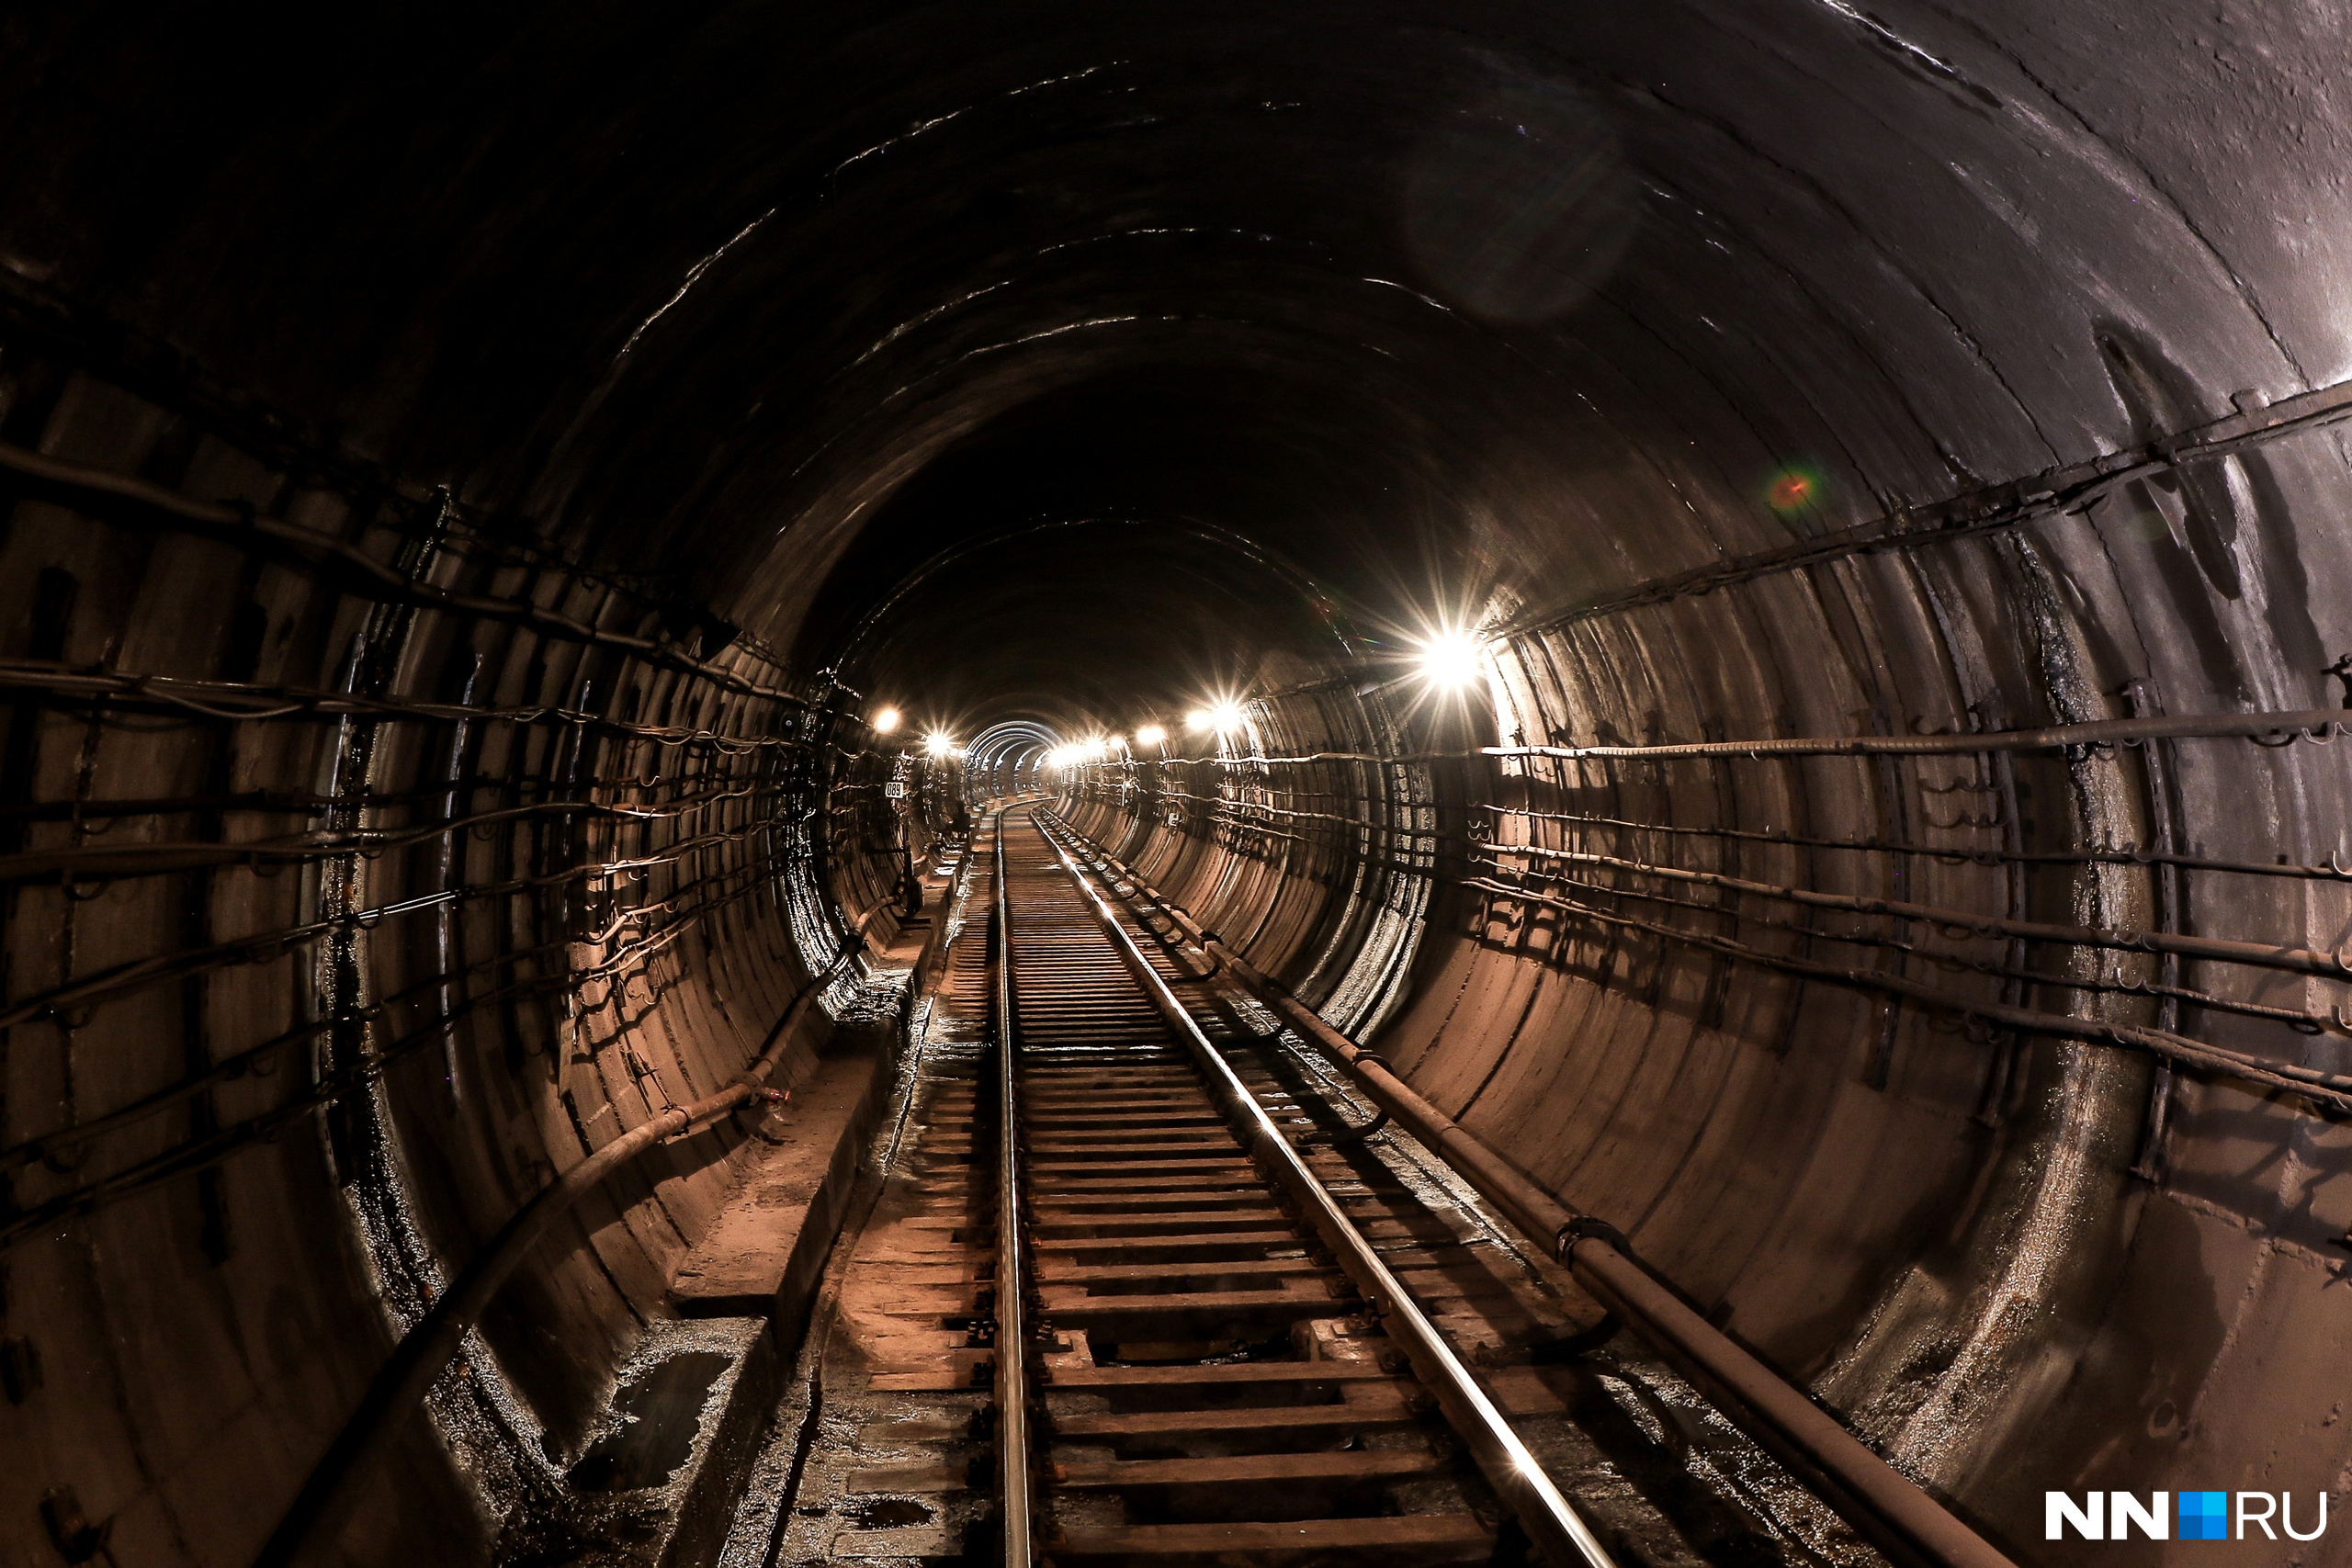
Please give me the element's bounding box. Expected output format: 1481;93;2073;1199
2180;1491;2229;1540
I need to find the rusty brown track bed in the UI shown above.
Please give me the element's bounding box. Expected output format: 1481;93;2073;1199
764;806;1882;1568
993;806;1511;1566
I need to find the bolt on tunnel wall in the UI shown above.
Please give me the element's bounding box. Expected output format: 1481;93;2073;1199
1;4;2350;1565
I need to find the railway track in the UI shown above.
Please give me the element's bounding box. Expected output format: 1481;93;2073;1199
750;804;1890;1568
996;807;1595;1567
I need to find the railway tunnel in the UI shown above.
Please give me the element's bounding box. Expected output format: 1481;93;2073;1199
1;5;2348;1566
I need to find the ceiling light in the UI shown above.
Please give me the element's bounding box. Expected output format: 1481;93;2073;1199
871;706;901;733
1416;630;1486;689
924;731;954;756
1135;724;1167;746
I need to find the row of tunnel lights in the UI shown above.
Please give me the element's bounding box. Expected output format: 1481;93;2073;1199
865;708;962;757
861;627;1488;769
1040;704;1243;771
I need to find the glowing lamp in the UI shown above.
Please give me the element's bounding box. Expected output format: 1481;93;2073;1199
1416;631;1485;689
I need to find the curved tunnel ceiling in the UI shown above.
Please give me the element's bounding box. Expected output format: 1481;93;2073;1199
3;4;2350;1565
31;3;2335;680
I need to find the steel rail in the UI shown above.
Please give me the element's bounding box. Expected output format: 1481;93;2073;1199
1042;813;2019;1568
991;813;1036;1566
1029;812;1620;1568
248;939;864;1568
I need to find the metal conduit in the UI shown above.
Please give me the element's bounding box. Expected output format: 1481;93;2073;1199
1463;861;2352;1039
1474;801;2352;883
0;784;781;886
0;848;830;1246
1064;702;2352;768
0;660;812;754
1481;371;2352;641
0;438;816;707
0;818;812;1033
1483;840;2352;981
1078;777;2352;886
1454;872;2352;1117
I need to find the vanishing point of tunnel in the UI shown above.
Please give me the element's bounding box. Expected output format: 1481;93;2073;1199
2;6;2350;1567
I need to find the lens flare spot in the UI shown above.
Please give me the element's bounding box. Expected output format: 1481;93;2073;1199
1765;466;1824;515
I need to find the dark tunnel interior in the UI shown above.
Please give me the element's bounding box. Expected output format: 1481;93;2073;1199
2;5;2350;1566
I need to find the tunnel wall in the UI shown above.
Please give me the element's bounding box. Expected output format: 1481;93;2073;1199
6;6;2352;1565
1048;485;2352;1554
0;333;889;1563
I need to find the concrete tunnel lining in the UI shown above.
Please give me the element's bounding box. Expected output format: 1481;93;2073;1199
0;4;2348;1563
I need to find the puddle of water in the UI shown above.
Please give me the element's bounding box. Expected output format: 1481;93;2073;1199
568;1351;734;1492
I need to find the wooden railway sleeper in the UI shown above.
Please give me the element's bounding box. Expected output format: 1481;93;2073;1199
1028;811;1619;1568
1043;808;2022;1568
991;812;1520;1564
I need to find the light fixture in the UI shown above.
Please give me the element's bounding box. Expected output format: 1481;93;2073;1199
924;731;954;757
1135;724;1167;746
872;706;901;733
1184;709;1212;732
1207;701;1245;734
1415;629;1486;689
